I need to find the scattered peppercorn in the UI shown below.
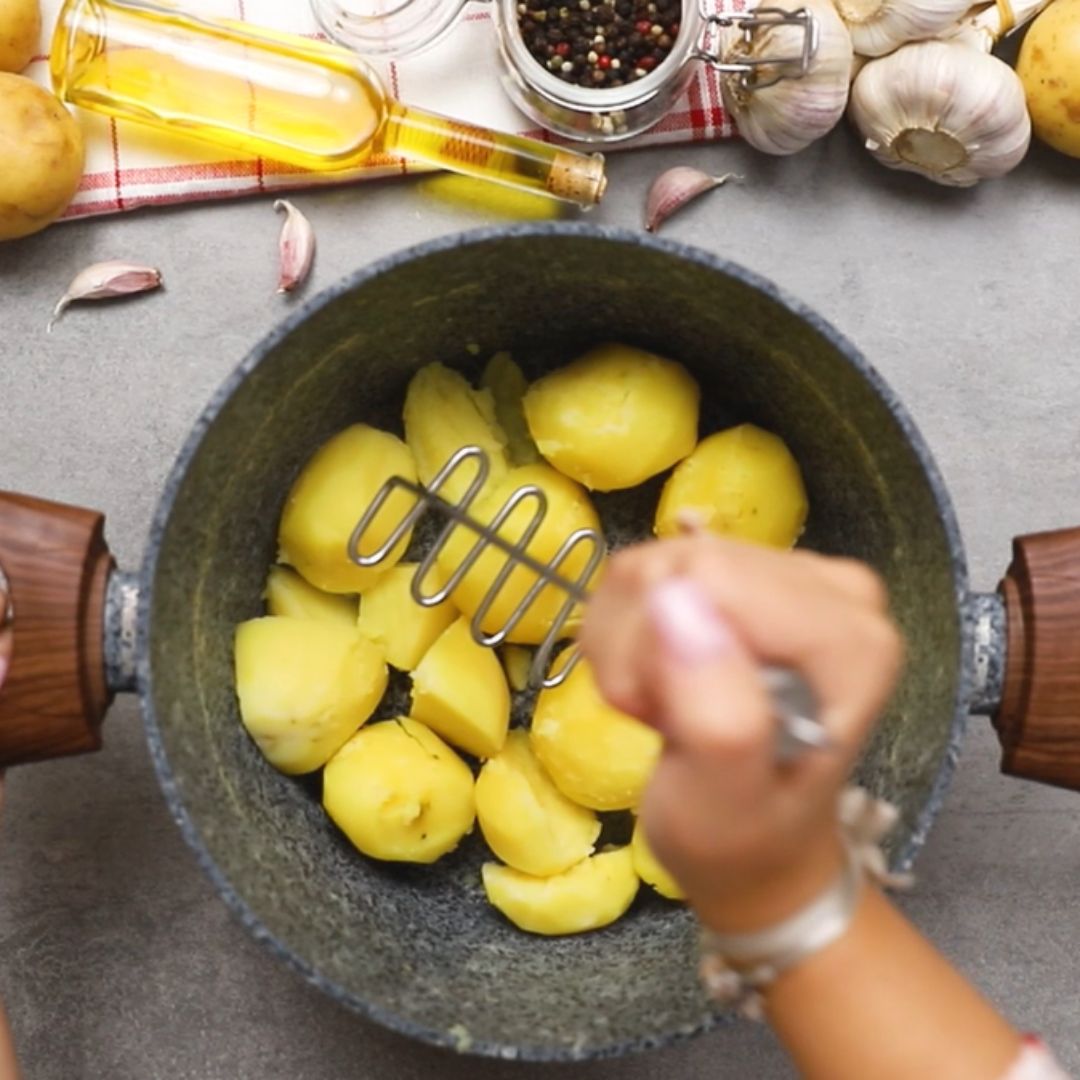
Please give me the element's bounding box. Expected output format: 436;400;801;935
519;0;680;88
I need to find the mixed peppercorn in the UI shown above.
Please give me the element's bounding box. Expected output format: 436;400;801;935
517;0;681;88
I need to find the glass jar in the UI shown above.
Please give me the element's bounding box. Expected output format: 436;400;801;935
313;0;819;143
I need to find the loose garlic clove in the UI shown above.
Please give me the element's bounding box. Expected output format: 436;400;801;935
849;40;1030;186
274;199;315;294
832;0;971;58
718;0;854;157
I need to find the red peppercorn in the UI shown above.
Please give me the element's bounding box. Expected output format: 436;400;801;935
555;40;571;55
639;53;656;69
598;53;612;67
634;18;652;33
668;21;679;34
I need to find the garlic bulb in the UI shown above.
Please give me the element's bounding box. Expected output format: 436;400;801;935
718;0;854;156
849;41;1030;186
832;0;971;58
938;0;1053;50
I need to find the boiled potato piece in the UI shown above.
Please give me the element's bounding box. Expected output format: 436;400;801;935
1017;0;1080;159
355;561;457;671
655;423;808;548
234;617;387;775
410;616;511;758
631;818;686;901
324;718;475;863
403;362;510;501
436;463;603;645
481;352;541;466
530;660;661;811
0;75;84;241
0;0;40;73
523;343;700;491
476;730;600;877
499;644;533;692
278;424;417;594
264;565;357;627
482;847;639;935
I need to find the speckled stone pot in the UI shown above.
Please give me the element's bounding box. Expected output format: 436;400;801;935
123;225;995;1062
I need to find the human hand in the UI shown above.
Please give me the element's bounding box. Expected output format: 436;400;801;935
579;536;902;934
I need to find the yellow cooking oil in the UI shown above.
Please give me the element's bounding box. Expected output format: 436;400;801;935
50;0;606;206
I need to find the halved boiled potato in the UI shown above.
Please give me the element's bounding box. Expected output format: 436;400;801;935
523;343;700;491
499;644;533;692
530;659;661;811
403;362;510;501
410;616;511;759
631;817;686;901
436;463;603;645
655;423;808;548
264;565;357;627
323;718;475;863
278;424;417;594
234;616;387;775
476;730;600;877
482;847;639;935
356;562;457;671
481;352;541;466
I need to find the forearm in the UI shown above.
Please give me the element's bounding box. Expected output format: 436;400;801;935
764;886;1022;1080
0;1002;18;1080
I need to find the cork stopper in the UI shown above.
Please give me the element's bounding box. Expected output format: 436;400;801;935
546;151;607;207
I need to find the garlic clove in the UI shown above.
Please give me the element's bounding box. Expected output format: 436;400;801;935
832;0;971;58
849;40;1031;186
274;199;315;294
718;0;854;157
48;261;163;332
644;168;741;232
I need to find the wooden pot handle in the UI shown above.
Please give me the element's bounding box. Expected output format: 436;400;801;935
0;491;115;768
994;526;1080;791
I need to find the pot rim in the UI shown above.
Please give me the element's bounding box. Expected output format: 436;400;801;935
136;222;971;1061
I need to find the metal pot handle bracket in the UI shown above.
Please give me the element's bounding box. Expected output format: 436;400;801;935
692;5;819;91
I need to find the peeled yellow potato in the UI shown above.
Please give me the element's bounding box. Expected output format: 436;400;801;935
278;424;417;595
234;617;387;775
499;644;533;692
631;818;686;901
476;730;600;877
264;565;357;627
323;718;475;863
655;423;808;548
1017;0;1080;159
530;660;661;811
403;362;510;501
0;75;84;241
410;616;511;758
481;352;541;466
482;847;639;935
0;0;40;73
436;463;603;645
522;343;700;491
355;562;457;671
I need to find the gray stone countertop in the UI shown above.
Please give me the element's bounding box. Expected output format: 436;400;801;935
1;131;1079;1079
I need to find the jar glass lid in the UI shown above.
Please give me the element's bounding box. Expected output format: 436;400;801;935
311;0;473;57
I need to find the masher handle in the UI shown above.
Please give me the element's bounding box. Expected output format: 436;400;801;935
0;492;115;768
994;526;1080;791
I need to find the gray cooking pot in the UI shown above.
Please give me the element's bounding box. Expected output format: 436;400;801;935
2;224;1079;1062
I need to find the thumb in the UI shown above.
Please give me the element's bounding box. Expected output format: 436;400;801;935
644;578;774;776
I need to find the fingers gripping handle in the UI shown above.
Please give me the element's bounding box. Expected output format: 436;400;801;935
0;492;115;767
994;526;1080;791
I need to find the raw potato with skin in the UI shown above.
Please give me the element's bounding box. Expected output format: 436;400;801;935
1017;0;1080;159
234;616;388;775
482;847;640;935
530;659;662;811
655;423;808;548
323;718;476;863
0;0;39;72
523;343;700;491
0;75;84;241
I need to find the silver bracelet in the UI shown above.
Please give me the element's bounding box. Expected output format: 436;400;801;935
699;786;912;1020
